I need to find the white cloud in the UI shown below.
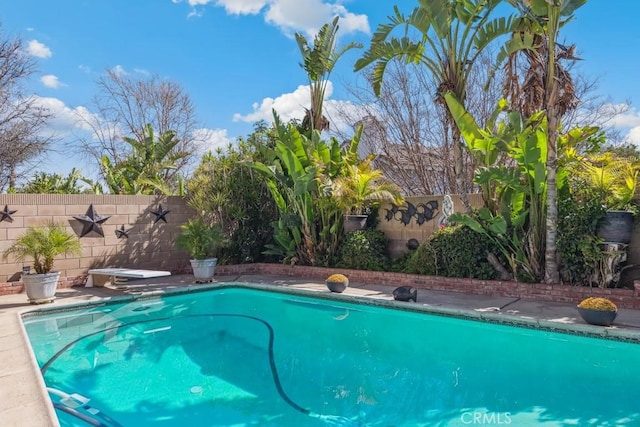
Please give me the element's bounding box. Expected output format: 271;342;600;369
108;65;149;77
78;64;92;73
133;68;151;76
323;98;374;136
215;0;266;14
178;0;369;37
233;82;320;124
112;64;128;76
192;128;232;154
30;96;95;137
233;81;374;136
264;0;369;38
26;40;52;58
40;74;64;88
610;106;640;129
627;127;640;145
600;104;640;145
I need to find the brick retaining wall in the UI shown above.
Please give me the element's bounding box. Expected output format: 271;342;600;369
217;263;640;309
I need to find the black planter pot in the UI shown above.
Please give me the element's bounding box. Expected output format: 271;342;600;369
343;215;368;233
577;307;618;326
326;280;348;293
596;210;634;244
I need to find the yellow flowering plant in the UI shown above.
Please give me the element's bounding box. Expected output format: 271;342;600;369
326;274;349;283
577;297;618;312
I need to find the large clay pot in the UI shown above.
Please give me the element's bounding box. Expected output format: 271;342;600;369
190;258;217;281
596;210;634;244
23;272;61;304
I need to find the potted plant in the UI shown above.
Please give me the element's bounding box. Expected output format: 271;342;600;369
577;153;639;244
577;297;618;326
3;222;82;304
175;219;228;282
325;273;349;293
332;156;404;232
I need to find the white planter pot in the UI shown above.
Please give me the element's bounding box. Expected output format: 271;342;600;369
22;272;61;304
190;258;217;281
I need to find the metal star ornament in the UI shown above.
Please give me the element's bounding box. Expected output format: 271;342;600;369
0;205;17;223
73;204;111;237
151;204;170;223
115;225;130;239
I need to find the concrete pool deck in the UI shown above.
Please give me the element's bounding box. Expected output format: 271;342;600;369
2;273;640;426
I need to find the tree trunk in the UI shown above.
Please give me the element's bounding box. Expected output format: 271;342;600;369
543;6;562;285
544;103;561;284
452;125;471;212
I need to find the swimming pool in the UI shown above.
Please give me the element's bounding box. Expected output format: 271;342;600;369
22;284;640;426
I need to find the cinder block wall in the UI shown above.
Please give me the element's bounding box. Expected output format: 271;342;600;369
0;194;193;287
378;195;640;287
377;194;484;257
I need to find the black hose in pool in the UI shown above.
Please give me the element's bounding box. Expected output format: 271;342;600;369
41;313;311;416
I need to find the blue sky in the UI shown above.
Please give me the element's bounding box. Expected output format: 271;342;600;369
1;0;639;180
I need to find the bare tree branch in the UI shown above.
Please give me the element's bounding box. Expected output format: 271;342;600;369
75;68;207;185
0;27;53;191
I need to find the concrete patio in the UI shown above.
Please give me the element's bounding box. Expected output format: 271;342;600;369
2;273;640;426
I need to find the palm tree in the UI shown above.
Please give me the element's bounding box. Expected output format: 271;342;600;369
296;17;362;133
500;0;587;283
332;156;404;215
101;124;187;194
354;0;517;208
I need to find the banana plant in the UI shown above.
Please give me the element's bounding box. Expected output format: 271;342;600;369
447;95;598;281
100;124;186;195
247;112;361;266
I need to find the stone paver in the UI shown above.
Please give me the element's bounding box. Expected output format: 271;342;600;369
1;273;639;426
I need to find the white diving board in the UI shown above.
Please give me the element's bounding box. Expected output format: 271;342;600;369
86;268;171;287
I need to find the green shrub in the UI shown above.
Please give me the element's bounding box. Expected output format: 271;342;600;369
390;250;415;272
557;178;606;285
405;225;497;280
335;229;390;271
185;124;279;264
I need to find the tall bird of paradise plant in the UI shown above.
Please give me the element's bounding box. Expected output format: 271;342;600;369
354;0;518;209
497;0;587;284
296;17;362;133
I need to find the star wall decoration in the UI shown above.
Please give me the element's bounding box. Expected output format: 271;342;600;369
73;204;111;237
151;204;170;223
115;225;130;239
0;205;17;223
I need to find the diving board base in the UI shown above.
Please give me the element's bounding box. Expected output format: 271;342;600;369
85;268;171;288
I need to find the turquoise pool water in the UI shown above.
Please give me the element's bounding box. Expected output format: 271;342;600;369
23;285;640;426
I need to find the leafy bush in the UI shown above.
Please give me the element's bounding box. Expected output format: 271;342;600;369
185;123;278;264
390;250;415;272
335;229;390;271
557;178;606;285
405;225;497;280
